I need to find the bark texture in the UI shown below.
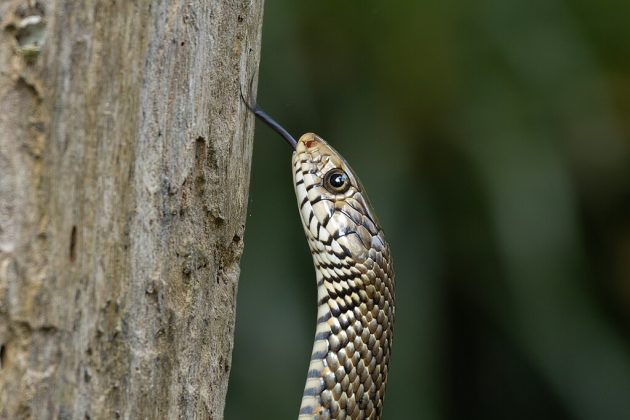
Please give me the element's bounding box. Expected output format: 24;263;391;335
0;0;262;418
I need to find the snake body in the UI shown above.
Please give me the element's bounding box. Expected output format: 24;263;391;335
292;134;395;419
243;96;394;419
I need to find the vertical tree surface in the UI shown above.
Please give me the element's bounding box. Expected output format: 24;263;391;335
0;0;262;418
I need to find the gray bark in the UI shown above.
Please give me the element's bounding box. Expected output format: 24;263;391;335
0;0;262;418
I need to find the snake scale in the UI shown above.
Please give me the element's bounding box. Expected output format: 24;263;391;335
244;96;395;420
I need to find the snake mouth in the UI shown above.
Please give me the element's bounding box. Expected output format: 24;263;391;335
296;133;336;156
298;133;321;149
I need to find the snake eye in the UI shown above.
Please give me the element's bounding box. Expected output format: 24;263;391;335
324;169;350;193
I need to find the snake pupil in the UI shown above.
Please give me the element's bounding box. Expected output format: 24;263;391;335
325;170;349;193
331;173;345;187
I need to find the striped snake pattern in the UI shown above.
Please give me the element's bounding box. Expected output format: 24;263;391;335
243;95;395;419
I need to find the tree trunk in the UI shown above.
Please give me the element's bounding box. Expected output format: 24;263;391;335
0;1;262;418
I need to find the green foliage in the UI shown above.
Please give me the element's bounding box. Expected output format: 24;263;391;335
227;1;630;418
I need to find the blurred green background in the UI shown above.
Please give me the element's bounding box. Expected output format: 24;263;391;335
226;1;630;419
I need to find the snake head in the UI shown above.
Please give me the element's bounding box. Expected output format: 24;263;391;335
293;133;385;263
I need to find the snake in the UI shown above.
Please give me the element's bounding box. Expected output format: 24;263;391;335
244;95;395;419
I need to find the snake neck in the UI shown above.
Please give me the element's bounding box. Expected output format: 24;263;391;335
298;243;394;420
